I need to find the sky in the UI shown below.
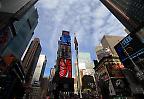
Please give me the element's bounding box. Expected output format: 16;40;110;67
33;0;127;77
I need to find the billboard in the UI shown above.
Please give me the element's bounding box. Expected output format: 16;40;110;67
59;58;72;78
115;33;144;80
107;64;124;78
98;66;109;81
60;31;71;45
59;44;71;59
111;78;131;96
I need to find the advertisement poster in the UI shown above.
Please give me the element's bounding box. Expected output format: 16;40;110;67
60;31;71;45
107;64;124;78
115;33;144;80
59;58;72;78
60;45;71;59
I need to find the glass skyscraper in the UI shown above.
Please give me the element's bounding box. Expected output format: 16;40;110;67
100;0;144;33
1;6;38;59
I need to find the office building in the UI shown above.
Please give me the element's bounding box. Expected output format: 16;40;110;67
100;0;144;33
75;52;95;95
101;35;124;56
78;52;93;69
22;38;41;98
0;1;38;98
31;82;41;99
31;55;47;99
32;54;47;83
0;0;38;59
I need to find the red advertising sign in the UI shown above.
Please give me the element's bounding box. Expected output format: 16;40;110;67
59;59;72;78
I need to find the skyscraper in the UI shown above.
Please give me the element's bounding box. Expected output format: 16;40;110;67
56;31;72;78
100;0;144;33
22;38;41;82
22;38;41;98
101;35;124;56
0;1;38;98
78;52;93;69
0;0;38;58
75;52;95;95
32;54;47;83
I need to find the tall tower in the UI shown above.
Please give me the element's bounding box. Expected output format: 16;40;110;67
100;0;144;33
57;31;72;78
31;55;47;99
32;54;47;83
53;31;74;98
22;38;41;83
22;38;41;99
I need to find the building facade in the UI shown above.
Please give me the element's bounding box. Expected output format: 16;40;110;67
75;52;95;95
100;0;144;33
94;56;131;98
101;35;124;56
31;54;47;99
96;46;112;61
0;0;38;99
0;0;38;60
32;54;47;82
22;38;41;98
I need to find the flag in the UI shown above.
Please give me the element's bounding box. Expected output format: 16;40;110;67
74;33;78;50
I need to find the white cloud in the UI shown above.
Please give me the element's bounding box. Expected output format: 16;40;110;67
39;0;59;9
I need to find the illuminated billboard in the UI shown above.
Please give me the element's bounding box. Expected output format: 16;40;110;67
59;58;72;78
115;33;144;80
107;64;124;78
60;31;71;45
111;78;131;95
59;44;71;59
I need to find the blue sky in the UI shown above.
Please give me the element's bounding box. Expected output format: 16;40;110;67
33;0;127;77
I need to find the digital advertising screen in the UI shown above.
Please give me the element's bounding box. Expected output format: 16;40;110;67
107;64;124;78
115;33;144;79
59;58;72;78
